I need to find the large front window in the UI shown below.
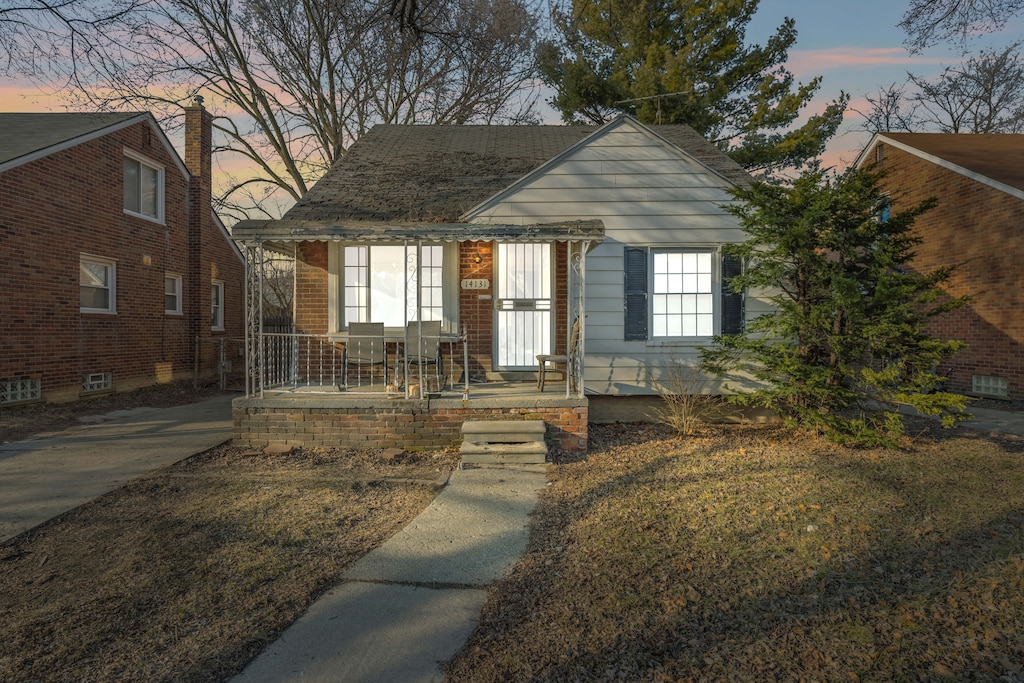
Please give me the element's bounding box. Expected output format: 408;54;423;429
343;245;445;328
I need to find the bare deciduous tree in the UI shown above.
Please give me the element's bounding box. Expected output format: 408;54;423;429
852;82;922;133
909;43;1024;132
900;0;1024;51
44;0;541;220
0;0;143;79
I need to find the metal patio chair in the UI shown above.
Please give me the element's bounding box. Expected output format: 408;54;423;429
343;322;388;387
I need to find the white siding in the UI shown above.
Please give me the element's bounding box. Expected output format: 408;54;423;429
468;118;764;395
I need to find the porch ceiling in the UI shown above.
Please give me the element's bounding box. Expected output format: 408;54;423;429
231;218;605;246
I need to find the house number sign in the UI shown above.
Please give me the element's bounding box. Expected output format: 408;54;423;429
461;278;490;290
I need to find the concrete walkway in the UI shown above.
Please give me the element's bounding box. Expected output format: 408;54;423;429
230;465;548;683
0;395;235;543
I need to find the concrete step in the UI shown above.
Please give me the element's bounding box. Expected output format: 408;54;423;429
460;441;549;456
460;420;548;465
461;420;545;437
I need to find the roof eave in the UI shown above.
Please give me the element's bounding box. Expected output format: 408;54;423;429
231;218;607;246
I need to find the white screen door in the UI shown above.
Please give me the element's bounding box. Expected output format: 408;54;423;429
495;243;552;370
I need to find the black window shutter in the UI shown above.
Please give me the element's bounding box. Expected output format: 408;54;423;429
721;252;744;335
623;246;648;341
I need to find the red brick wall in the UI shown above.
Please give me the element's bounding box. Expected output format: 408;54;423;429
294;241;329;335
872;144;1024;399
0;115;244;402
459;241;494;377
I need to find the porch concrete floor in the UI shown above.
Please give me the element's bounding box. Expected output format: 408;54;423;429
260;380;580;402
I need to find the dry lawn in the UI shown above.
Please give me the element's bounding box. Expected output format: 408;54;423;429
3;385;1023;682
447;421;1024;682
0;444;459;682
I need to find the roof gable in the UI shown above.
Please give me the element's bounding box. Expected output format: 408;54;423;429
461;116;749;221
856;132;1024;202
281;117;749;224
0;112;189;179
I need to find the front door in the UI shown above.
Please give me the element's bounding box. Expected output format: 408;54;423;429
494;243;552;370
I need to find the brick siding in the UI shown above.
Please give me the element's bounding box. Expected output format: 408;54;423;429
872;144;1024;399
0;112;244;402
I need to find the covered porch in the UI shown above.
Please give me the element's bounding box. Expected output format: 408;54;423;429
231;219;604;456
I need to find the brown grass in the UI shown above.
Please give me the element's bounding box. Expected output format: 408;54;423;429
446;421;1024;682
0;444;459;683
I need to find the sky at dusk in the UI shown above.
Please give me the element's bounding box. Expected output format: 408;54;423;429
746;0;1024;168
3;0;1023;209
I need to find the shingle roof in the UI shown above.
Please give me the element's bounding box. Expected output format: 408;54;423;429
0;112;146;167
881;133;1024;194
282;119;750;223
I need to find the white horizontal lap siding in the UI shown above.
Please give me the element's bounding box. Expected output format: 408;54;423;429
470;119;751;394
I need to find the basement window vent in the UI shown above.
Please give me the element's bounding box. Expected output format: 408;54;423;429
972;375;1008;399
82;372;113;393
0;379;42;404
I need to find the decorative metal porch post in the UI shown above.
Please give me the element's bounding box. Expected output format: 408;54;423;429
568;240;589;399
243;240;265;398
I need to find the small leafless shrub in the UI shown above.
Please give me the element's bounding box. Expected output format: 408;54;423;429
654;358;719;435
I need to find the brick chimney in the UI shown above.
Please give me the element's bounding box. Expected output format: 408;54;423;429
184;96;213;345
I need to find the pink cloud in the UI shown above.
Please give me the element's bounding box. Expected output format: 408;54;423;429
786;47;946;78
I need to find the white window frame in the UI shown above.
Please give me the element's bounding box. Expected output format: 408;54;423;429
123;149;165;223
164;274;183;315
211;280;225;331
80;254;117;314
329;242;458;333
650;248;715;339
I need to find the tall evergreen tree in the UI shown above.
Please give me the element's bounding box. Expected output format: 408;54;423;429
700;167;970;446
538;0;847;172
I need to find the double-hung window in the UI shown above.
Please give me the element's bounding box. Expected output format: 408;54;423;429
123;151;164;221
211;280;224;331
80;255;116;313
624;246;743;341
652;251;714;337
342;244;447;329
165;274;182;315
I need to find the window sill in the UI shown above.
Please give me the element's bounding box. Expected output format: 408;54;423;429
646;337;715;347
123;208;165;225
80;309;118;316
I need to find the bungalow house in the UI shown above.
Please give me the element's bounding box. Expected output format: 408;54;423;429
856;133;1024;401
232;115;762;455
0;102;245;404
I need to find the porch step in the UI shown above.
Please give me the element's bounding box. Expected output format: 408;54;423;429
460;420;548;465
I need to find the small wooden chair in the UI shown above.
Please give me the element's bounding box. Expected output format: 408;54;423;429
537;316;581;392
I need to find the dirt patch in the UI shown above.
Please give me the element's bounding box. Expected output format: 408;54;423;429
0;442;461;683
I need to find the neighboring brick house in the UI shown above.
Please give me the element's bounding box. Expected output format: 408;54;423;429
0;103;244;404
857;133;1024;401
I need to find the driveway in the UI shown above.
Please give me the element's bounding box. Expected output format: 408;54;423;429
0;395;235;543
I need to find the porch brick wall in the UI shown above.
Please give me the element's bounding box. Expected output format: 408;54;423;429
232;398;588;456
871;146;1024;399
295;241;329;334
